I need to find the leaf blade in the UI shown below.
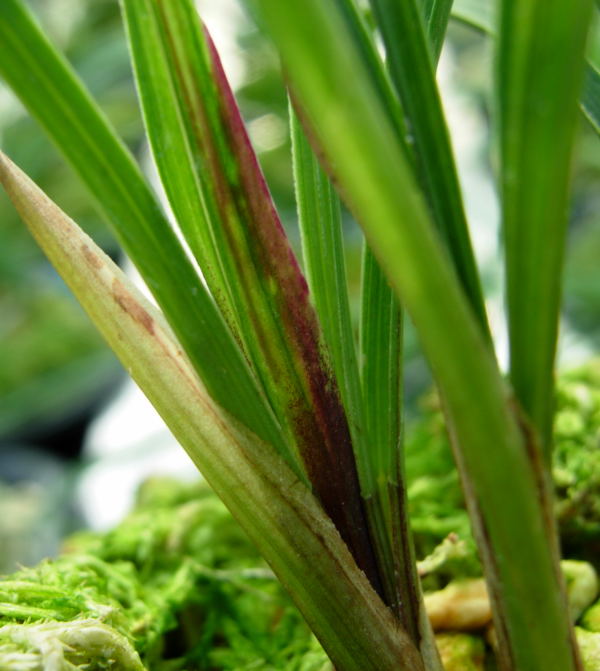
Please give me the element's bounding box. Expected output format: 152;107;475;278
290;104;364;482
451;0;494;33
358;246;433;655
0;0;286;455
290;105;431;655
582;62;600;135
252;3;580;668
121;0;380;588
452;0;600;138
0;152;423;671
497;0;594;456
420;0;454;61
369;0;489;335
290;10;438;655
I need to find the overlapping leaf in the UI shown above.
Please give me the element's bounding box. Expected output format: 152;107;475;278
419;0;454;60
251;1;581;668
452;0;600;136
120;0;379;588
290;4;436;653
0;0;286;454
497;0;594;457
0;152;422;671
369;0;489;334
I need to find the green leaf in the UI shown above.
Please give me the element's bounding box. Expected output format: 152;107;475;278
333;0;411;152
419;0;454;61
451;0;494;33
251;2;579;668
497;0;594;457
0;0;286;457
290;9;439;655
290;106;437;661
0;152;424;671
358;247;437;662
582;63;600;135
290;105;363;482
120;0;381;589
118;0;236;336
369;0;489;335
346;7;472;647
359;250;402;499
323;3;407;495
452;0;600;138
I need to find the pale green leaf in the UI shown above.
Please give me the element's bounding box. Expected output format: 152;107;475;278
420;0;454;60
452;0;600;137
0;151;423;671
0;0;285;455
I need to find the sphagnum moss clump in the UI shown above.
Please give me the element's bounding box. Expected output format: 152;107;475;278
0;479;330;671
3;363;600;670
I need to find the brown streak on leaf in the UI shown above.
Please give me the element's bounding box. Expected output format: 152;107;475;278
204;29;384;600
80;243;104;271
111;278;155;335
508;395;557;540
440;398;515;671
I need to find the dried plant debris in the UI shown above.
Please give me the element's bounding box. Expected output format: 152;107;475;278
0;620;145;671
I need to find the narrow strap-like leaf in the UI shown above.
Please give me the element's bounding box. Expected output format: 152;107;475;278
452;0;600;139
358;247;434;657
290;105;364;481
582;63;600;134
0;0;285;454
290;105;435;655
252;2;579;668
116;0;237;337
291;6;438;657
419;0;454;61
121;0;380;590
497;0;594;458
356;1;454;654
333;0;411;155
357;4;452;657
359;250;402;493
291;4;441;662
451;0;494;33
0;152;424;671
369;0;489;336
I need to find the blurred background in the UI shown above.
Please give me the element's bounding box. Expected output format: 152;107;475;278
0;0;599;571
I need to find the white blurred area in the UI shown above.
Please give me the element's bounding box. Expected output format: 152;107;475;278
79;332;197;530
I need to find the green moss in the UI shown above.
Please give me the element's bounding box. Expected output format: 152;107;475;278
405;361;600;569
582;601;600;632
405;392;473;564
562;560;599;622
0;478;329;670
435;633;485;671
554;363;600;557
576;628;600;670
4;360;600;669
